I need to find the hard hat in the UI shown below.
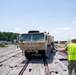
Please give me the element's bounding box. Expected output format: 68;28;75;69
70;37;76;41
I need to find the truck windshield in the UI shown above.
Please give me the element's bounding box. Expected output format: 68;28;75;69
20;33;44;41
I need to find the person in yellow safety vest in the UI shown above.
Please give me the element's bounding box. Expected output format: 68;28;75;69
56;37;76;75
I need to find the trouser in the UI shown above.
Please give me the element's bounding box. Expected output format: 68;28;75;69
68;60;76;75
51;43;54;53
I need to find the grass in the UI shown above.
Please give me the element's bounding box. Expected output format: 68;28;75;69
0;46;8;48
0;43;8;48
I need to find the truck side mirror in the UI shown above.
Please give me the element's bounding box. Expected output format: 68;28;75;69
17;36;19;43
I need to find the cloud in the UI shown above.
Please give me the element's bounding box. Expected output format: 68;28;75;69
61;28;73;31
54;27;73;33
50;31;59;34
15;28;21;31
14;28;25;33
50;27;74;37
72;21;76;24
15;28;22;33
56;27;71;30
50;27;76;41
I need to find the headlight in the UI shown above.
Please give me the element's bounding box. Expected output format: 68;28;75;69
38;43;44;45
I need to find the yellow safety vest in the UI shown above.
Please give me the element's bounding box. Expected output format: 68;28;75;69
68;43;76;60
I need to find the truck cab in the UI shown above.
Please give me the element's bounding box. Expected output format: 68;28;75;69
18;31;54;59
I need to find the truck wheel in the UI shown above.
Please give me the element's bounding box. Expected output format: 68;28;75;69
25;51;31;59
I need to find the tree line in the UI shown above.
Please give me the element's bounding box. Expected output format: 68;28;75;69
0;32;19;42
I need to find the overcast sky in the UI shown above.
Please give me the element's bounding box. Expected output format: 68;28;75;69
0;0;76;41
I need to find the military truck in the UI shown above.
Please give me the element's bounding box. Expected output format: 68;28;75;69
18;31;54;59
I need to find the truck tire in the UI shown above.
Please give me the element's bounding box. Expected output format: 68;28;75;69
25;51;31;59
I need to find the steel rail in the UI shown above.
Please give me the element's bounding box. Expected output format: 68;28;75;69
18;59;30;75
0;52;21;63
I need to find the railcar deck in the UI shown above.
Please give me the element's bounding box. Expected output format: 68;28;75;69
0;47;75;75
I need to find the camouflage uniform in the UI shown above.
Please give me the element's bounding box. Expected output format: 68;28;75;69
68;60;76;75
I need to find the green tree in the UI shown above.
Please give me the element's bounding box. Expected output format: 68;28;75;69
0;32;19;42
0;32;6;40
10;33;19;42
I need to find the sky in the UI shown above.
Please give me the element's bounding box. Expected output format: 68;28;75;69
0;0;76;41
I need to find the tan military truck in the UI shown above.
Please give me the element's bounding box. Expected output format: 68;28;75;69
18;31;54;59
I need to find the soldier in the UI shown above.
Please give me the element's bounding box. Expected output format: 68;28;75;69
56;37;76;75
51;42;54;53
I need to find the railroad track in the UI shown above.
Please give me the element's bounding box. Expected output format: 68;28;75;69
0;51;21;63
18;59;31;75
17;58;51;75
